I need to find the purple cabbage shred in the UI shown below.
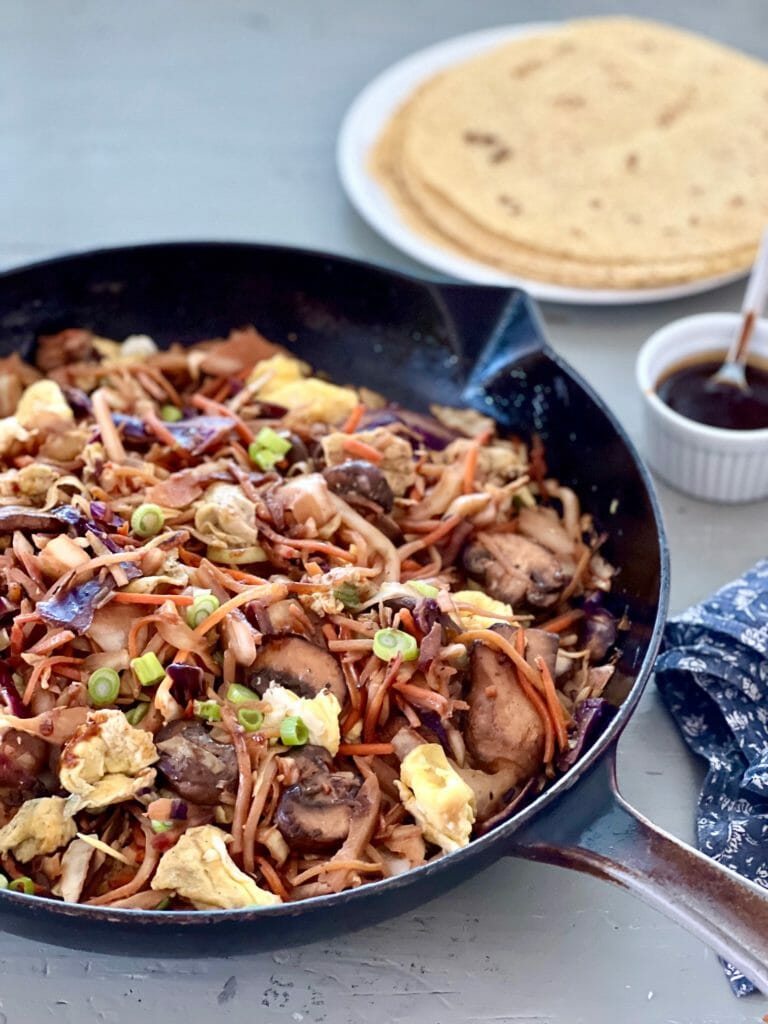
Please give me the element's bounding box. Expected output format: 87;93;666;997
556;698;617;773
38;578;114;635
166;662;205;705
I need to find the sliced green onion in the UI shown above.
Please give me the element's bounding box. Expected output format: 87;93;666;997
186;592;220;629
155;896;171;910
237;707;264;732
226;683;260;705
125;702;150;726
0;873;8;890
131;652;165;686
150;820;173;834
373;628;419;662
280;716;309;746
87;667;120;706
9;877;35;895
255;427;292;455
333;582;360;609
131;503;165;538
410;581;439;599
160;404;183;422
194;699;222;722
249;446;281;472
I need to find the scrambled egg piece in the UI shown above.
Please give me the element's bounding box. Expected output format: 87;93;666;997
249;354;357;425
321;428;416;496
0;417;30;458
451;590;515;629
0;797;76;862
193;482;259;547
151;825;281;909
262;684;341;756
16;380;73;429
396;744;476;854
17;463;60;504
248;353;307;393
59;710;158;812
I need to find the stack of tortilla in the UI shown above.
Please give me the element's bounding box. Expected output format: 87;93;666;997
371;17;768;289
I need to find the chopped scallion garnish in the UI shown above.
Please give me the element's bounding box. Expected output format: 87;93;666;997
186;592;220;629
125;702;150;726
255;427;292;455
373;628;419;662
131;652;165;687
410;581;439;599
150;820;173;834
8;877;35;895
280;715;309;746
194;699;222;722
160;404;183;422
87;667;120;706
226;683;260;705
237;707;264;732
130;503;165;538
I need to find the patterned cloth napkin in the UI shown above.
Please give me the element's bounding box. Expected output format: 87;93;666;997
655;558;768;996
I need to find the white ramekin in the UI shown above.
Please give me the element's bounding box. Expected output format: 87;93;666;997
635;313;768;503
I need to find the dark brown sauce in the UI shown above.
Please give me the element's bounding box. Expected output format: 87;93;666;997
656;350;768;431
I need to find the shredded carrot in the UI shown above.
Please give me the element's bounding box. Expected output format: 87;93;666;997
514;629;555;764
142;407;179;450
363;656;401;742
291;859;384;886
23;656;82;705
454;628;540;688
341;437;383;463
535;654;570;751
397;607;419;638
191;394;255;444
397;514;462;562
391;680;452;715
255;854;291;901
338;743;394;757
342;402;365;434
462;442;481;494
538;608;585;633
340;706;363;736
193;584;283;636
112;592;195;607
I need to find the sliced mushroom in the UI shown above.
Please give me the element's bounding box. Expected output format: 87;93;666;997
463;531;569;608
0;506;63;533
155;720;238;805
465;624;552;780
250;635;346;706
0;730;47;798
275;745;361;851
322;460;394;513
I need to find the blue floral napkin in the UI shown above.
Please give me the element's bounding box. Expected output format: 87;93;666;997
655;558;768;996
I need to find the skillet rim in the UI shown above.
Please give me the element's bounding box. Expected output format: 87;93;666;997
0;240;671;925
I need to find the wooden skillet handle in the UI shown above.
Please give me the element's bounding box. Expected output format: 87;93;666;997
507;747;768;994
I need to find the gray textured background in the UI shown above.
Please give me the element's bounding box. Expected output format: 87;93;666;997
2;2;767;1021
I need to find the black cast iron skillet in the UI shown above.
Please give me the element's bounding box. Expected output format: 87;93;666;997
0;242;767;984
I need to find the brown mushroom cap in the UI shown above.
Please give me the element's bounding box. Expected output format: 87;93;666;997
465;624;559;779
275;745;361;851
155;720;238;805
463;531;569;608
250;635;347;706
322;460;394;513
0;506;64;533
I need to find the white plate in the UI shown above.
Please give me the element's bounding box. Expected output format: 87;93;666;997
337;23;747;306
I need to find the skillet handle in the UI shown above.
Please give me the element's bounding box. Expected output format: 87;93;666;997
507;747;768;993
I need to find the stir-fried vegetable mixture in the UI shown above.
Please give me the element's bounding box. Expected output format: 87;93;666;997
0;325;621;910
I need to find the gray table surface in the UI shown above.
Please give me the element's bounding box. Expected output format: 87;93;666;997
2;1;767;1021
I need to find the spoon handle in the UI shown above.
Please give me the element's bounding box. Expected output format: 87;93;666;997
729;227;768;364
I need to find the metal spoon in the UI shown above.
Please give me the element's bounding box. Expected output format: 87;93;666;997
710;227;768;390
